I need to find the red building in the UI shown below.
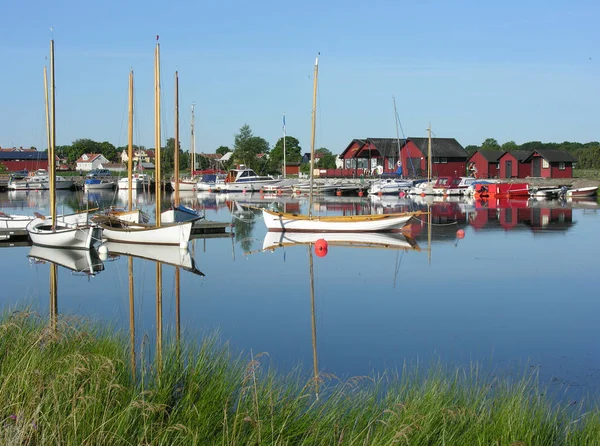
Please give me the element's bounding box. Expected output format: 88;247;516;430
467;150;502;179
522;149;576;178
497;150;531;179
0;149;49;172
339;137;468;178
284;162;300;176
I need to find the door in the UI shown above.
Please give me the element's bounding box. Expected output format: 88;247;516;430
505;160;513;178
532;158;541;177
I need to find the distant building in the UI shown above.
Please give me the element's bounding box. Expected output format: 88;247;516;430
523;149;576;179
339;137;469;177
76;153;109;171
467;150;503;179
0;150;48;172
497;150;531;179
120;149;155;164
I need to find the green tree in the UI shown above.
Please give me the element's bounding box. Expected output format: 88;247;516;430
216;146;230;156
161;137;183;175
315;147;337;169
480;138;500;151
233;125;270;171
0;163;7;173
464;145;479;155
501;141;519;152
269;136;302;174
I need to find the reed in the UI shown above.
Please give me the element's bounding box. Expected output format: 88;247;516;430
0;311;598;445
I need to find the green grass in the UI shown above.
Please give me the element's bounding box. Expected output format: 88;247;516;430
1;311;599;445
573;169;600;179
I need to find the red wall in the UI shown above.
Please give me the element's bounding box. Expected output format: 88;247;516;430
285;165;300;175
549;164;573;179
468;152;498;178
341;141;363;161
0;160;50;172
498;153;531;179
401;141;425;175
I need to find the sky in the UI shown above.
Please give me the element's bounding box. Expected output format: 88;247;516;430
0;0;598;156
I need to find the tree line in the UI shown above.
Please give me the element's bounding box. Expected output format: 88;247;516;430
39;124;338;175
465;138;600;169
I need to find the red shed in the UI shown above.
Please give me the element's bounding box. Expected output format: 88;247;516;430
467;150;502;179
498;150;531;179
284;162;300;176
522;149;576;178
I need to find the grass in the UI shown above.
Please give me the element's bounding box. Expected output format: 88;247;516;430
1;311;599;445
573;169;600;179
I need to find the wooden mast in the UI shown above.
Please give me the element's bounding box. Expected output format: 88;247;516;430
427;123;432;183
191;104;195;177
393;96;401;168
174;71;180;208
49;39;56;224
43;67;51;176
155;38;161;227
128;256;136;376
308;53;319;219
128;71;134;211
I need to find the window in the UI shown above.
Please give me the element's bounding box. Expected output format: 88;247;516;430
441;157;448;164
558;162;566;170
542;159;549;169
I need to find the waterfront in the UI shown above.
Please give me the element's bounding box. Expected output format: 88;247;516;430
1;189;599;403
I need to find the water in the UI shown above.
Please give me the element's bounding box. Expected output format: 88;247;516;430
1;188;599;401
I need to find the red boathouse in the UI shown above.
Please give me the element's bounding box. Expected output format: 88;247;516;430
522;149;576;178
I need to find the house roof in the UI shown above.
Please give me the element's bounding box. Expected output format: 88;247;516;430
470;150;503;162
404;137;468;159
76;153;104;164
0;147;37;152
523;148;577;163
0;151;48;160
500;150;531;162
365;138;403;158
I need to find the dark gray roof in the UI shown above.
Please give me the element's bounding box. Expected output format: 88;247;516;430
0;151;48;160
523;149;577;163
472;150;503;162
502;150;531;162
405;137;468;159
365;138;403;158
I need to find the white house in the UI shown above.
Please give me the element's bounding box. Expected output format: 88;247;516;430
75;153;109;171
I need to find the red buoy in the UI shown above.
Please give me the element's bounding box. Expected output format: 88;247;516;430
456;229;465;239
358;190;364;197
314;239;328;257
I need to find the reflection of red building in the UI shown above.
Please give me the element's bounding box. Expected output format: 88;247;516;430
470;200;573;233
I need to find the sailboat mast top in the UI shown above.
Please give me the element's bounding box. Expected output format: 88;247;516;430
128;70;134;211
174;71;180;208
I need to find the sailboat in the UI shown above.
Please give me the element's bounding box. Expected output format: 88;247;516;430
161;72;203;224
26;39;101;249
99;41;193;246
170;104;198;191
262;55;422;232
28;244;104;275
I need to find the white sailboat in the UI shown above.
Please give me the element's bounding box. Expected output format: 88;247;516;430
262;55;421;232
170;104;198;191
99;41;192;246
28;244;104;275
27;39;101;250
161;71;203;224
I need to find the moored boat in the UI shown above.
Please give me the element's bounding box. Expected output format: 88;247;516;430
566;186;598;198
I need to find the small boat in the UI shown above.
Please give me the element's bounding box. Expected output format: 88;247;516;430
26;39;100;250
28;244;104;275
474;182;529;199
196;173;226;191
99;45;192;247
117;172;153;190
84;178;116;190
566;186;598;198
2;209;92;231
367;178;413;195
262;54;420;233
214;165;279;192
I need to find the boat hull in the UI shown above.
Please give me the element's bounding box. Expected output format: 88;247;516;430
100;221;192;246
84;179;116;190
262;231;418;251
27;218;102;250
262;209;417;232
567;186;598;198
171;180;197;191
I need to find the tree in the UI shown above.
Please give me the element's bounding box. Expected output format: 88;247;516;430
315;147;337;169
269;136;302;174
216;146;230;156
161;137;183;175
501;141;519;152
480;138;500;151
464;145;479;155
232;125;270;171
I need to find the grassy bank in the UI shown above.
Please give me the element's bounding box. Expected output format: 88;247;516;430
1;312;599;445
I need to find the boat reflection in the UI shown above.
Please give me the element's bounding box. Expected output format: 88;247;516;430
262;231;420;252
28;245;104;275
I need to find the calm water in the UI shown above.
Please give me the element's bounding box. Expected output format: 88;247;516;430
1;188;599;400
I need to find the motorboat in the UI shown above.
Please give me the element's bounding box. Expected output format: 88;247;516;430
213;165;279;192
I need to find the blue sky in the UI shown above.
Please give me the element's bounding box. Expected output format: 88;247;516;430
1;0;598;155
